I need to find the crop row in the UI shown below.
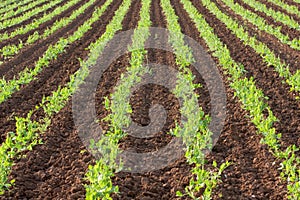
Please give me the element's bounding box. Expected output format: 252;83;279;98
0;0;96;60
182;0;300;198
293;0;300;4
0;0;80;43
0;0;49;21
160;0;231;198
85;0;230;197
0;0;115;194
0;0;299;199
222;0;300;50
204;0;300;94
84;0;151;198
241;0;300;31
0;0;35;15
0;0;64;30
0;0;109;104
266;0;300;18
0;0;228;198
0;0;137;197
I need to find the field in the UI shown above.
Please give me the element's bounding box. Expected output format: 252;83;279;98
0;0;299;199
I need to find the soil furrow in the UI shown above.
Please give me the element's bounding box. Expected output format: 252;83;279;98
0;0;87;49
234;0;300;40
282;0;300;8
174;0;288;198
0;0;121;142
91;0;179;158
0;0;93;78
259;0;300;22
0;0;36;13
0;0;68;35
0;0;298;199
0;0;51;23
197;0;300;152
113;0;195;199
0;0;141;198
213;0;300;74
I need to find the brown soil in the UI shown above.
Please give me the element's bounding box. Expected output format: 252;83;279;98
208;0;300;151
259;0;300;23
0;0;298;199
0;0;68;35
234;0;300;40
110;0;194;198
0;0;88;50
0;0;36;12
282;0;300;9
0;0;94;76
0;0;121;141
0;0;51;22
173;0;288;198
213;0;300;74
0;0;141;198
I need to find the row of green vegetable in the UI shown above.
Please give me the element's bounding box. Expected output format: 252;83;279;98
160;0;230;198
84;0;150;198
0;0;228;198
203;0;300;95
292;0;300;4
0;0;64;30
0;0;96;60
266;0;300;18
181;0;300;198
0;0;35;15
0;0;49;21
0;0;112;104
0;0;299;199
221;0;300;50
241;0;300;31
0;0;80;42
0;0;116;194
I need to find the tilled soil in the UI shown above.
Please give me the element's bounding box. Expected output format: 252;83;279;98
0;0;51;22
214;0;300;74
233;0;300;40
0;0;69;35
0;0;121;142
283;0;300;8
0;0;89;61
208;0;300;151
0;0;142;199
173;0;288;198
259;0;300;24
0;0;101;77
0;0;299;199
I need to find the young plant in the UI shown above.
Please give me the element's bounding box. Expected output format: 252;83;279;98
181;0;300;198
0;0;112;104
201;0;300;95
160;0;230;198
